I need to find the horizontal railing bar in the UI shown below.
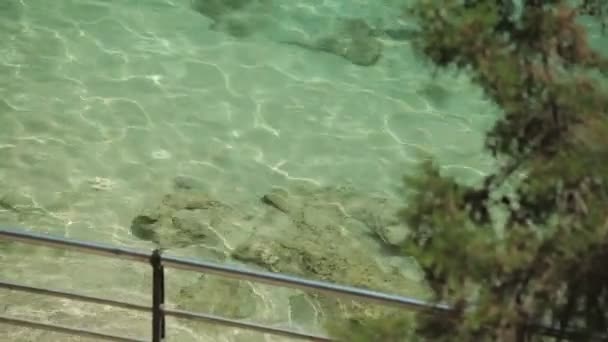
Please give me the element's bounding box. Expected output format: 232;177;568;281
1;227;606;341
0;280;150;313
0;227;151;263
162;255;452;315
164;308;332;341
0;314;146;342
0;227;451;315
0;279;332;341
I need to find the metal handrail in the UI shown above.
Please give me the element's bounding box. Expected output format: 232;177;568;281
2;227;607;341
0;227;451;313
0;227;151;263
0;227;450;341
0;315;146;342
0;280;331;341
164;308;332;341
161;254;451;314
0;280;150;313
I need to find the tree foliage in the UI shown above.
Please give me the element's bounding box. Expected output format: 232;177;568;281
332;1;608;341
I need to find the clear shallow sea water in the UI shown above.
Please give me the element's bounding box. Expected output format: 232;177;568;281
7;0;600;341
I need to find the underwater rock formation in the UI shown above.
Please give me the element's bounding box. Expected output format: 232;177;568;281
191;0;383;66
382;27;419;41
191;0;253;19
177;274;262;319
129;188;234;250
130;181;409;251
191;0;272;38
130;181;426;325
0;183;44;224
373;223;410;247
231;185;428;322
281;18;383;66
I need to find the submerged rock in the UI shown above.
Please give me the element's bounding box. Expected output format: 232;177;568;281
0;190;28;213
130;182;425;328
209;15;254;38
191;0;258;20
260;187;291;213
383;27;418;41
130;182;413;255
191;0;272;38
231;185;428;323
192;0;383;67
0;184;46;225
232;234;426;323
177;275;261;319
281;18;383;66
172;176;205;191
375;223;410;247
0;181;37;213
129;189;233;249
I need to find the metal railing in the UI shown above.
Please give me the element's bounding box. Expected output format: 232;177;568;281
1;227;606;341
0;227;452;341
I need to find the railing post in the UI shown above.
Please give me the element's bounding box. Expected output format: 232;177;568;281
150;249;165;342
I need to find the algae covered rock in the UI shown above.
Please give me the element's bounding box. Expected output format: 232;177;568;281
130;182;426;329
191;0;256;20
232;234;422;294
0;189;33;213
191;0;272;38
232;233;427;324
0;183;46;224
129;189;233;249
228;184;429;325
260;184;410;249
374;224;410;247
231;186;429;324
281;18;383;66
232;238;346;281
209;16;254;38
192;0;383;66
177;275;261;319
334;18;383;66
260;187;291;213
172;176;205;191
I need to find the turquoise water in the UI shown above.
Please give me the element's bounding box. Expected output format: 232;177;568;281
0;0;505;341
